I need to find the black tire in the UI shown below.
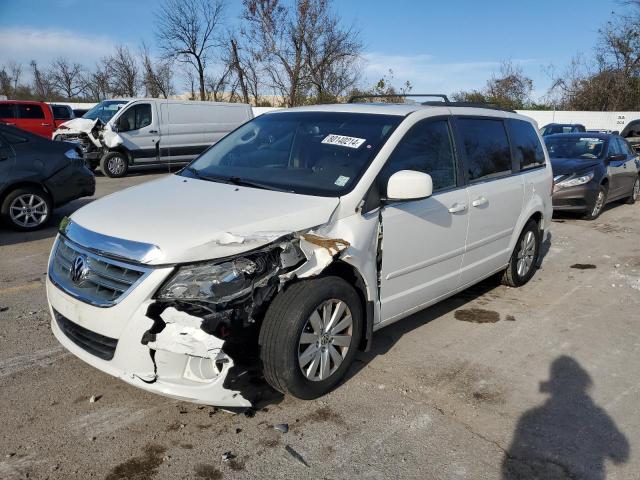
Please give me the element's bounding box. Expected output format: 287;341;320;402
583;185;607;220
1;186;52;231
260;276;363;400
100;151;129;178
501;220;541;288
625;176;640;205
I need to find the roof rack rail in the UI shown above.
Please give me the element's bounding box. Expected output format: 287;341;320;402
347;93;450;104
347;94;516;113
421;100;516;113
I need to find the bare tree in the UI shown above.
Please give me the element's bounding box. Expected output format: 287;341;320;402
7;61;23;93
30;61;56;99
140;43;174;98
304;4;362;103
206;66;233;101
349;69;413;103
155;0;225;101
49;57;85;99
106;45;140;97
83;59;111;102
242;0;310;107
452;60;533;109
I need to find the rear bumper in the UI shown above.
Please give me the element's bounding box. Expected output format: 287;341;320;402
48;164;95;206
552;182;599;212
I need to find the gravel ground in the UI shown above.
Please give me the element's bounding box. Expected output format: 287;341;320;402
1;170;639;480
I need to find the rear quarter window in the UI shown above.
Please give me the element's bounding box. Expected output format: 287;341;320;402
17;104;45;119
508;119;546;170
0;104;16;118
457;118;511;182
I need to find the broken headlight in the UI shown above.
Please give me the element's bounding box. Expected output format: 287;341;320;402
157;254;277;304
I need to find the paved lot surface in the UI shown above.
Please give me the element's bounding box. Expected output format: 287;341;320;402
1;171;639;479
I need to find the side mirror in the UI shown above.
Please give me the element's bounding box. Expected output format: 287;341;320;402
386;170;433;201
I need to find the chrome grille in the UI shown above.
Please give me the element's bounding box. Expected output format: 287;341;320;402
49;236;152;307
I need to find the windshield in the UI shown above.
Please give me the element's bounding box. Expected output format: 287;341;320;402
83;100;129;122
541;125;581;136
180;111;402;196
544;136;607;159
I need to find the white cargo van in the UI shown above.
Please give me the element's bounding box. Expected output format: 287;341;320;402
53;99;253;177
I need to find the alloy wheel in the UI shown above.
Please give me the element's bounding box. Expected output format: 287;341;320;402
516;230;536;278
108;156;126;176
298;299;353;382
592;190;605;217
9;193;48;228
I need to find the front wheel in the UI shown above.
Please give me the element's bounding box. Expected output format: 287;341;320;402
100;151;129;178
260;276;363;400
501;220;541;287
583;186;606;220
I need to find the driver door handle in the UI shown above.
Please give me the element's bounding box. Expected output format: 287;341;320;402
149;130;158;134
472;196;489;207
448;203;467;213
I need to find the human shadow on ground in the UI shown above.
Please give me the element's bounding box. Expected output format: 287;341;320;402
502;356;629;480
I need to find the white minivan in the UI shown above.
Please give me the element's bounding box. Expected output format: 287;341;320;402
53;99;253;178
46;99;552;407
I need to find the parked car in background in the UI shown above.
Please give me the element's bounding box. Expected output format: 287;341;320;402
0;100;55;138
46;99;552;407
546;133;640;219
540;123;586;136
620;119;640;153
49;104;75;128
72;108;89;118
0;124;95;230
53;99;254;177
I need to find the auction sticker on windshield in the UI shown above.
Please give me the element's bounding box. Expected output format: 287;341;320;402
322;134;366;149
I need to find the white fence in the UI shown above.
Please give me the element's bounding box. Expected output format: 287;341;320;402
516;110;640;132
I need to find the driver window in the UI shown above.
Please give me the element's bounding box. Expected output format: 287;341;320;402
118;104;152;132
380;119;457;193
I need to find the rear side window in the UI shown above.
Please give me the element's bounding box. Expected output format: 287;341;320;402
0;104;16;118
17;104;45;119
457;118;511;182
381;119;457;192
509;119;545;170
52;105;72;120
615;137;633;156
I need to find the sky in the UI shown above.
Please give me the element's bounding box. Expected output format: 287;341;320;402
0;0;629;100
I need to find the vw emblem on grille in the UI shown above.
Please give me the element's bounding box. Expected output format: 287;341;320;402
70;254;89;285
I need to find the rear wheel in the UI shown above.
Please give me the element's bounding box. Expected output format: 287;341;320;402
260;276;363;400
101;151;129;178
625;177;639;205
1;187;52;231
583;186;607;220
501;220;541;287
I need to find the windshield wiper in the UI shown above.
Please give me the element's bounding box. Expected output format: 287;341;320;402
223;176;294;193
183;169;293;193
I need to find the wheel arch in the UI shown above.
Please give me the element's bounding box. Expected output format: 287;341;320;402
0;181;52;209
318;260;374;352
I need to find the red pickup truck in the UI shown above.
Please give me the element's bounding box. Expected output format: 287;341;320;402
0;100;55;138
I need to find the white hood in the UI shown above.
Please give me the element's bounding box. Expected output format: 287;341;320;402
70;175;340;264
54;117;100;135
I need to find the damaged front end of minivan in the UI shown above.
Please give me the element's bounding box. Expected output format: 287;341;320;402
136;232;351;406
